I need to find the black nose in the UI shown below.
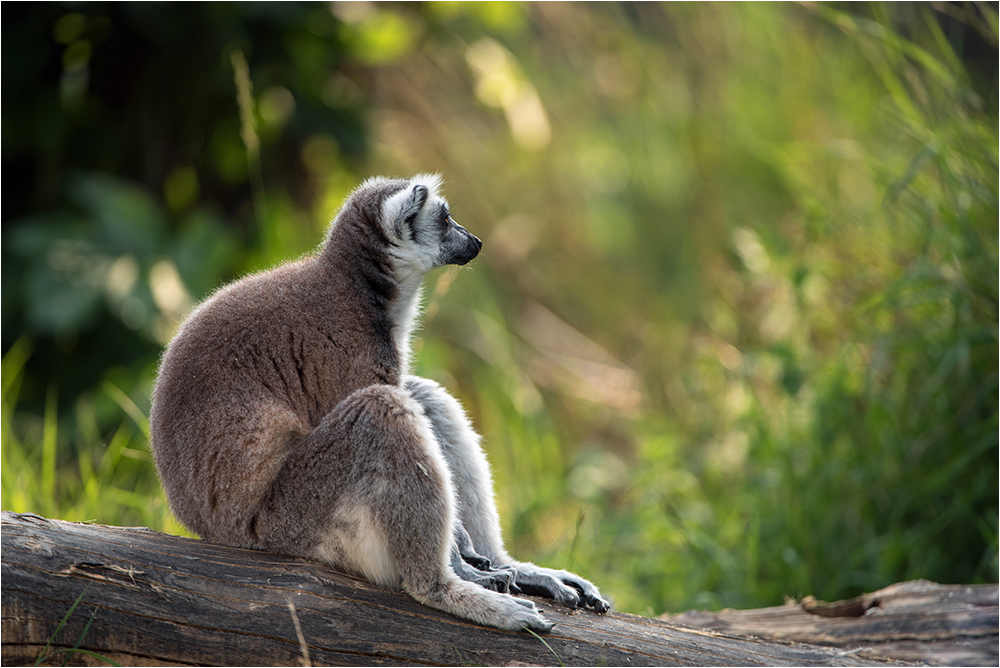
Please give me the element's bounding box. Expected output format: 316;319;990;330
454;232;481;265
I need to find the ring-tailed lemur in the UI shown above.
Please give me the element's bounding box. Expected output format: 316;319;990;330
150;174;609;632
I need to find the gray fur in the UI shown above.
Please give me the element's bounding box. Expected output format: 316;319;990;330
150;174;608;633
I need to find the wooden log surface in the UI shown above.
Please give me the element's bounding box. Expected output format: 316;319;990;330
663;580;998;667
0;511;949;666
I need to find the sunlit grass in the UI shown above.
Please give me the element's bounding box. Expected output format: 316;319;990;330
1;338;189;536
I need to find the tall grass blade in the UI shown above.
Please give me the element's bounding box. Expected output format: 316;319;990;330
41;387;58;510
525;628;565;667
33;585;90;667
102;382;148;438
231;49;268;232
1;336;31;401
46;648;121;667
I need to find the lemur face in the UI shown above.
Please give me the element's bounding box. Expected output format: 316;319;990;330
381;175;482;271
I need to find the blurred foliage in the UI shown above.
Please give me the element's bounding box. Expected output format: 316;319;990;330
2;2;996;616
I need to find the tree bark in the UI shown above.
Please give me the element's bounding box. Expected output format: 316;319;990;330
3;511;920;666
663;580;998;667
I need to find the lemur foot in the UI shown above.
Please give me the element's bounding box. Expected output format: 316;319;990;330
465;566;518;594
451;541;519;594
510;597;555;632
510;564;611;613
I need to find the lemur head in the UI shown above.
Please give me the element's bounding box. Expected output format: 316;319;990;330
378;174;482;271
323;175;481;355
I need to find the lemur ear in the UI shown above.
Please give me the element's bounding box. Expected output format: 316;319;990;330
394;185;429;239
410;184;429;206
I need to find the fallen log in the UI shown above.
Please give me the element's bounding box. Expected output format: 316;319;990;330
664;580;998;667
0;511;929;666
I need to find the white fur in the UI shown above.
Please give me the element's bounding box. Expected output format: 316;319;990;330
378;173;443;236
404;375;610;611
314;504;399;587
404;377;506;558
380;174;449;375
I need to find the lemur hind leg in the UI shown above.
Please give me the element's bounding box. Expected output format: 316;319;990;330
254;384;553;632
404;376;610;613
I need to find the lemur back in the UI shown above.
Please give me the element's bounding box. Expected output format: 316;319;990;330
150;175;609;632
151;178;406;543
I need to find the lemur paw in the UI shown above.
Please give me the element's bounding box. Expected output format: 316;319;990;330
475;568;516;594
564;577;611;613
488;596;554;633
510;565;611;613
513;602;555;633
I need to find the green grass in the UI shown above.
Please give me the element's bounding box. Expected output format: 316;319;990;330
30;586;122;667
1;337;187;536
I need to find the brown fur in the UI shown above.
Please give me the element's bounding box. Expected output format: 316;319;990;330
150;175;607;632
152;178;405;545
